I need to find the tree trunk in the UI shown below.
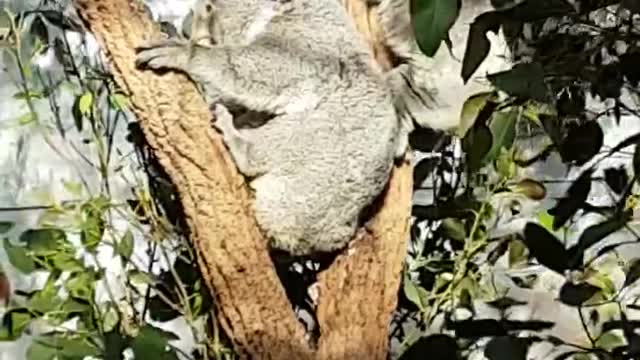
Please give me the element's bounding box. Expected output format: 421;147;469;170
73;0;412;358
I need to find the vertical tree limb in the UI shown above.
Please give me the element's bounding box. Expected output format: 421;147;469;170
73;0;411;358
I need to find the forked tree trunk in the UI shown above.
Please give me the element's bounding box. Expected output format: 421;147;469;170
73;0;412;358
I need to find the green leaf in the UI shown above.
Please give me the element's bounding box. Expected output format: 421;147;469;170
488;62;549;102
50;251;84;272
62;181;83;197
65;271;96;302
19;228;68;255
595;331;626;351
403;275;429;311
61;298;91;315
109;93;129;111
461;11;503;83
456;91;494;138
495;148;515;179
537;211;554;232
78;92;93;115
483;109;517;164
80;204;105;253
522;222;571;274
559;121;603;165
131;325;180;360
26;337;58;360
27;335;100;360
462;124;493;172
128;269;154;285
411;0;461;57
558;281;600;306
441;218;466;242
508;240;527;268
0;222;14;234
28;276;64;314
104;330;130;360
549;168;593;230
0;309;33;341
3;238;36;274
117;230;134;259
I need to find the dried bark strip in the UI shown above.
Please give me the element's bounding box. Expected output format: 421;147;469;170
73;0;412;358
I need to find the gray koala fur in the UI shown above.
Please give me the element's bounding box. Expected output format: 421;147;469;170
135;0;405;256
373;0;441;134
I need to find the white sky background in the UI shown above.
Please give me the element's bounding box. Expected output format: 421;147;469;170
1;0;640;359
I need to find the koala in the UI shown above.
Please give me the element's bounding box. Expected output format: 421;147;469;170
135;0;405;256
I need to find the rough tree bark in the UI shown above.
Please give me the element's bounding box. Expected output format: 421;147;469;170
73;0;412;359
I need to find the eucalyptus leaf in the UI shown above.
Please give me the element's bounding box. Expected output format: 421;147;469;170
19;228;68;255
461;11;503;83
522;222;571;274
488;62;549;102
131;325;180;360
411;0;461;57
117;230;134;259
3;238;36;274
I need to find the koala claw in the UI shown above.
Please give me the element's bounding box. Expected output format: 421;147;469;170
135;39;189;70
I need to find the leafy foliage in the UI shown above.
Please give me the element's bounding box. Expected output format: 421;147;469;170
405;0;640;358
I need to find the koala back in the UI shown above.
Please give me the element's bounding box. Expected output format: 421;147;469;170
181;0;403;255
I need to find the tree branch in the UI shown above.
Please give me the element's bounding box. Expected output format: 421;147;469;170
73;0;411;358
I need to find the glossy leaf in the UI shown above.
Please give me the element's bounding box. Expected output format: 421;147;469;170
559;121;603;165
522;222;571;274
3;238;35;274
604;166;628;195
461;12;503;83
483;109;517;164
457;91;494;138
411;0;461;57
558;281;600;306
463;124;493;172
117;230;135;259
19;228;68;255
548;168;593;230
488;62;549;102
130;325;180;360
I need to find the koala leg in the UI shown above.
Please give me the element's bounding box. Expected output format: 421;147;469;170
211;104;268;177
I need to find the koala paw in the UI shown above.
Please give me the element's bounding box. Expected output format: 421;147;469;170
134;38;190;70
